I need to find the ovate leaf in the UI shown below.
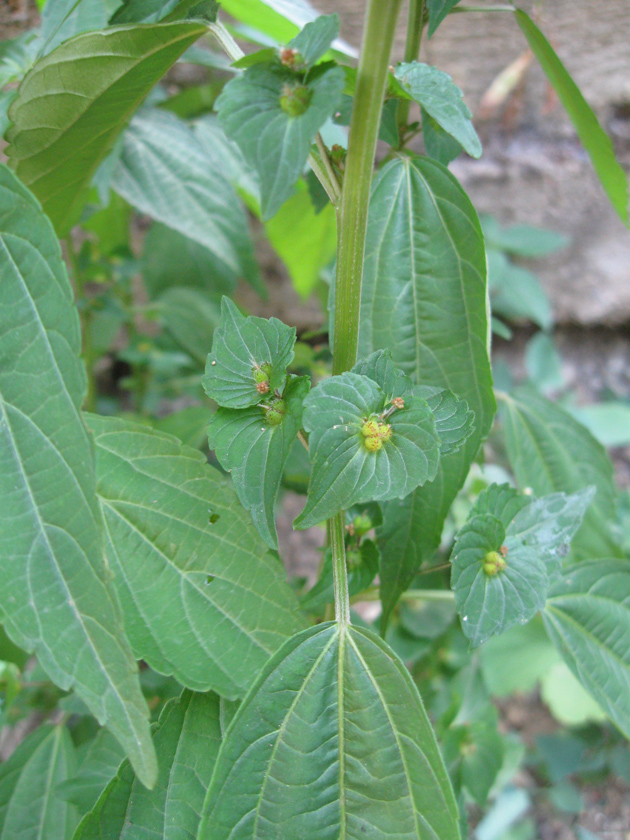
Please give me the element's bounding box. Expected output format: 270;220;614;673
56;728;125;814
0;165;155;787
426;0;462;37
287;13;339;67
515;10;629;226
0;726;77;839
86;414;306;698
499;388;621;558
208;376;310;549
5;21;208;234
544;561;630;738
295;372;440;530
358;155;494;624
203;296;296;409
73;690;221;839
216;61;345;219
112;109;259;286
199;623;460;839
394;62;481;158
422;108;464;166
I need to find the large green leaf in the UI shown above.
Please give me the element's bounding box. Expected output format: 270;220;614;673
515;11;629;226
40;0;121;54
86;413;306;698
358;155;494;624
203;296;296;410
394;62;481;158
56;728;125;815
112;108;259;285
5;20;208;235
73;690;221;839
199;623;460;839
216;61;345;219
498;388;621;558
0;726;77;839
0;165;155;787
543;561;630;739
209;376;309;549
295;372;440;530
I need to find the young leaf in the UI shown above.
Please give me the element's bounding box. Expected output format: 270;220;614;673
499;388;621;558
294;372;440;529
544;561;630;739
209;376;310;549
112;109;259;287
286;13;339;68
216;61;345;219
394;62;481;158
0;726;77;838
358;155;495;625
86;414;307;698
203;297;296;409
5;20;208;235
515;10;629;227
300;540;380;613
0;165;155;788
468;483;531;527
451;514;548;648
426;0;462;38
56;728;125;815
198;623;460;839
416;386;475;455
73;690;221;839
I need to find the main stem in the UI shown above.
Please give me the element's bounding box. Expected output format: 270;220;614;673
330;0;403;623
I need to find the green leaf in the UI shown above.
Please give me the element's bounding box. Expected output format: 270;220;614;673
481;216;569;258
0;726;77;839
294;372;440;530
358;155;495;624
443;722;504;806
5;20;208;235
0;164;155;787
40;0;121;54
570;403;630;448
73;690;221;839
86;413;306;698
112;109;259;286
199;623;460;839
525;333;564;394
498;388;621;558
111;0;218;23
301;539;380;613
152;405;210;449
208;376;310;549
426;0;462;38
515;10;629;226
287;13;339;67
157;287;221;365
451;514;548;648
216;61;345;219
394;62;481;158
488;250;553;330
468;483;531;528
417;387;475;456
422;108;464;166
543;561;630;739
203;296;296;409
265;180;337;298
56;728;125;815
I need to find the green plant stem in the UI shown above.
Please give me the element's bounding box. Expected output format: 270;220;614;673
330;0;403;625
353;587;455;604
397;0;425;139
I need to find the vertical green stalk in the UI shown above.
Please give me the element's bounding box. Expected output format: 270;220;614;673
330;0;403;623
397;0;425;138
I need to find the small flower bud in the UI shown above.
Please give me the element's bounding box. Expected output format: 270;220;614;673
279;47;305;71
264;397;287;426
363;434;382;453
346;548;362;570
279;83;312;117
361;419;380;438
352;513;373;537
482;550;507;577
256;381;270;394
378;423;393;442
391;397;405;410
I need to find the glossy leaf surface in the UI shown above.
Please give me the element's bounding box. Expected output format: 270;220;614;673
515;10;629;226
199;623;460;839
209;376;309;549
5;21;207;234
216;62;345;219
203;297;296;409
74;690;221;839
86;414;306;698
544;561;630;738
358;155;494;623
395;62;481;158
295;372;440;529
0;726;77;839
499;388;621;558
0;165;155;787
112;109;258;285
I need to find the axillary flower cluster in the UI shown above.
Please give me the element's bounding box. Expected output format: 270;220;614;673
360;396;405;452
252;362;287;426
